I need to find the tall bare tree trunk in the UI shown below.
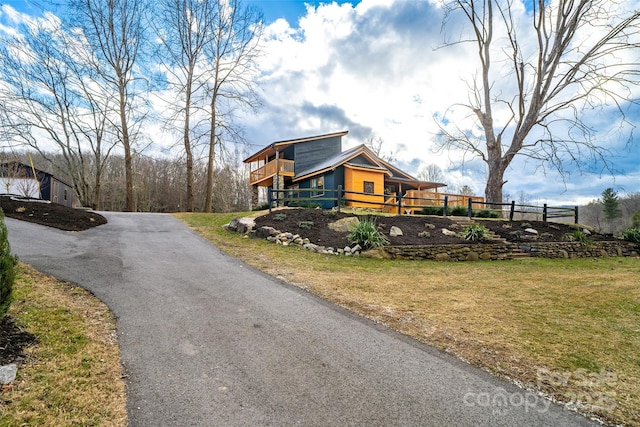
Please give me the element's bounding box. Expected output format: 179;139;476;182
118;82;135;211
204;87;217;213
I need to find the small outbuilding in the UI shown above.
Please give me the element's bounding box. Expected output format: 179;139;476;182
0;161;74;207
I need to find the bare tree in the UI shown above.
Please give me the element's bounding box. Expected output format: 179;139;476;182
71;0;147;211
155;0;215;212
366;136;398;163
438;0;640;205
458;184;475;196
0;17;118;208
202;0;263;212
417;164;445;183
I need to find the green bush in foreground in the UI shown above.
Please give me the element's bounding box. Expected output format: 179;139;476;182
420;206;445;216
474;209;500;218
564;229;591;247
450;206;468;216
0;209;18;319
348;217;389;250
620;227;640;243
462;224;489;242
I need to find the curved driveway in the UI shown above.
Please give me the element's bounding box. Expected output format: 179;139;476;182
7;212;596;426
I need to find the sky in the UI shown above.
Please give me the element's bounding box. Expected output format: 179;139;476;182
1;0;639;206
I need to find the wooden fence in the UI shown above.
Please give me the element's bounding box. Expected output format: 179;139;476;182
267;186;579;224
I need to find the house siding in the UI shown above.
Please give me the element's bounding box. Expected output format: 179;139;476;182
344;167;385;209
297;171;336;209
292;136;342;176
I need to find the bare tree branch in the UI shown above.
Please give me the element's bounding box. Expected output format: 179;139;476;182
437;0;640;203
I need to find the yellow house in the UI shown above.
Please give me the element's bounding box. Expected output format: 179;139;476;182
244;131;449;211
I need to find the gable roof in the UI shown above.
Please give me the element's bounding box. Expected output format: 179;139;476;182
293;144;384;182
243;131;349;163
293;144;446;189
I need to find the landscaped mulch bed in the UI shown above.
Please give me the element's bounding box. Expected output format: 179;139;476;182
253;207;611;249
0;195;107;231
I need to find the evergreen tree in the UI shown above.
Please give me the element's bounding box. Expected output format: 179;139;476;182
601;188;621;221
0;209;18;319
632;210;640;228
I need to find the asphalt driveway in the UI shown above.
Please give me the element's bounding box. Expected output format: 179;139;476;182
6;212;598;426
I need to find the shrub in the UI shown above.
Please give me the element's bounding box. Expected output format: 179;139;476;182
474;209;500;218
273;213;287;221
450;206;468;216
462;224;489;242
564;229;591;247
420;206;444;216
348;217;390;250
298;221;314;230
0;210;18;319
620;227;640;243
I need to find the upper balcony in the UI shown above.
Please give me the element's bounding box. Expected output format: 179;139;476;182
249;159;295;186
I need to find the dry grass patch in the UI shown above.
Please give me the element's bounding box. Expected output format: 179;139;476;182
0;264;127;427
176;212;640;426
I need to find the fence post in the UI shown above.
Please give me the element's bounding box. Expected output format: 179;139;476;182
443;196;448;216
268;188;273;213
337;185;342;212
467;197;473;218
398;193;403;215
509;201;515;221
574;206;579;224
543;204;548;222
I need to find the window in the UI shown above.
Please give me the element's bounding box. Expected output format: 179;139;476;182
310;176;324;197
364;181;374;194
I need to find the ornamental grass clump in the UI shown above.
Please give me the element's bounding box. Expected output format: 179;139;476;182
564;229;591;247
462;224;489;242
620;227;640;243
348;216;389;250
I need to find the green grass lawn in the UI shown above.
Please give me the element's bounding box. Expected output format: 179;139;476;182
176;211;640;426
0;264;126;427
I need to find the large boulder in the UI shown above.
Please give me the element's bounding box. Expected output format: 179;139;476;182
389;226;403;237
328;216;360;233
224;217;255;234
253;226;280;239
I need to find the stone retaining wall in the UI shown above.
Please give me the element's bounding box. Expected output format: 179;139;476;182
383;244;515;261
520;241;640;259
226;218;639;261
383;241;639;261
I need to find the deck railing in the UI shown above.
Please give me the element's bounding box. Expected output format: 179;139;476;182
249;159;295;185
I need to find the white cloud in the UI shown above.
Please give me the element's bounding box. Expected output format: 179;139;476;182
2;0;638;205
243;0;640;204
